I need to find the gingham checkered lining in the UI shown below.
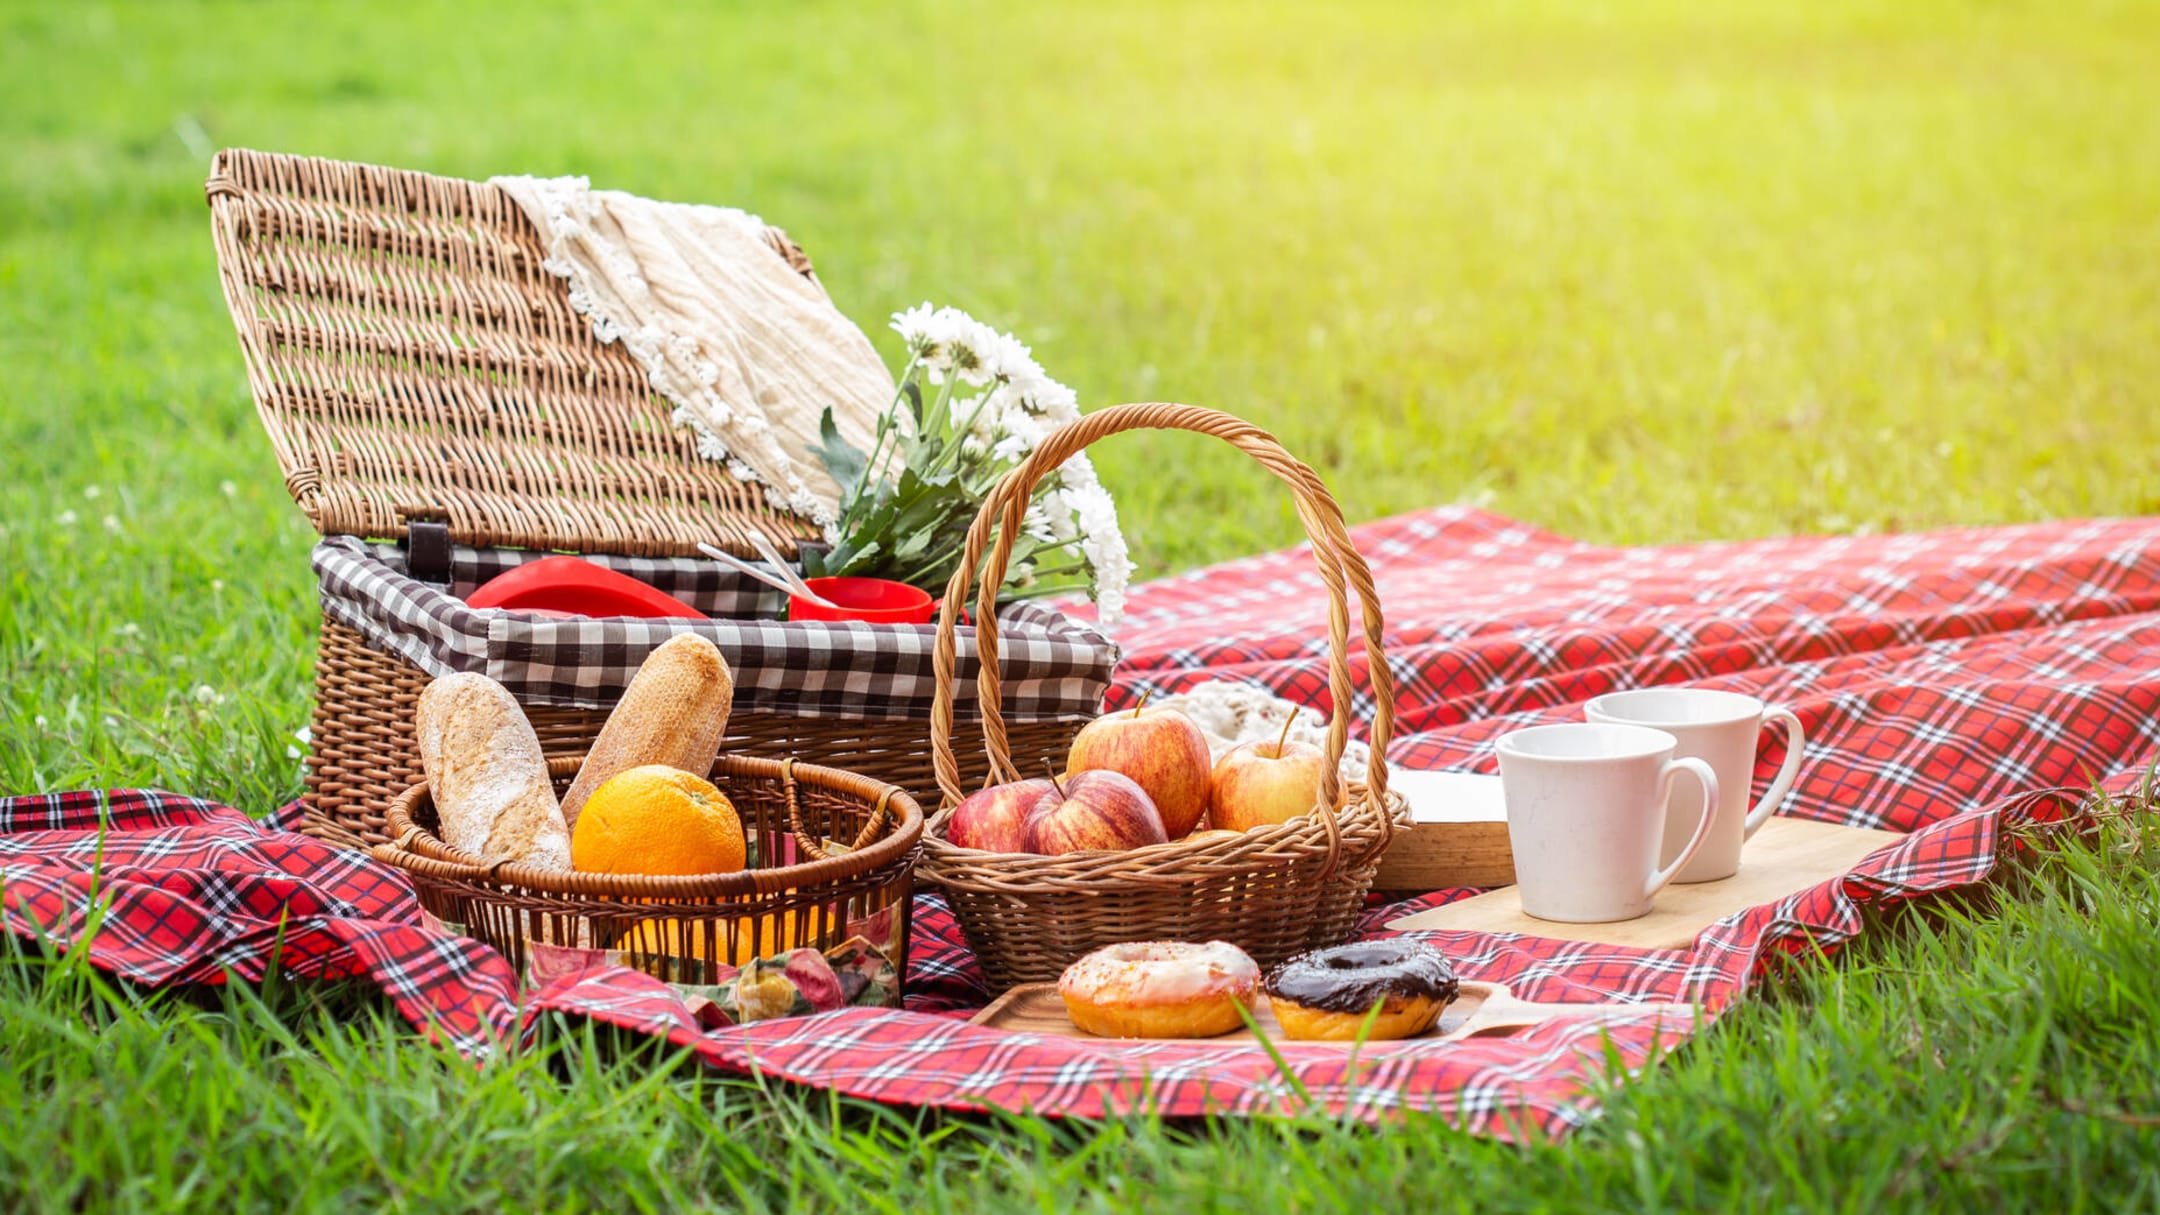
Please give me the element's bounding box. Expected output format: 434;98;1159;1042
10;508;2160;1141
312;537;1116;720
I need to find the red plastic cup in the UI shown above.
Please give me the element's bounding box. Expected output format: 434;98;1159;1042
786;576;939;624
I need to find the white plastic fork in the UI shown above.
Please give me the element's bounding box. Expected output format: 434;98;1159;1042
742;529;838;602
696;540;842;609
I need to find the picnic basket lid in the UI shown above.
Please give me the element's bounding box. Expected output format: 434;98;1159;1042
204;147;823;558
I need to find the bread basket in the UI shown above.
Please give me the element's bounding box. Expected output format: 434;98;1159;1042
918;402;1409;987
373;754;923;984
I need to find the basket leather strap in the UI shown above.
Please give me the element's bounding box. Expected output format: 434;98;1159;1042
405;521;453;585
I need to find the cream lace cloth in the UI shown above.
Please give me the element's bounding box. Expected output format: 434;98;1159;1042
493;175;891;525
1153;680;1375;783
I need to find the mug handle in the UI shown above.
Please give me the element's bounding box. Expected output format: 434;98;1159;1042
1741;709;1806;839
1645;757;1719;901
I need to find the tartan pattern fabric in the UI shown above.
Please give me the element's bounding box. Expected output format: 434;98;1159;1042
1079;509;2160;832
8;507;2159;1139
0;792;521;1052
313;537;1115;720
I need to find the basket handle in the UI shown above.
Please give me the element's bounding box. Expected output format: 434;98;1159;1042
929;403;1396;852
781;757;899;862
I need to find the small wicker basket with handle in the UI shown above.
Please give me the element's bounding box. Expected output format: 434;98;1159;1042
919;403;1408;988
373;754;924;985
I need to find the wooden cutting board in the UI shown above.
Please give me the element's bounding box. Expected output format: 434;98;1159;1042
1385;815;1902;949
969;979;1697;1045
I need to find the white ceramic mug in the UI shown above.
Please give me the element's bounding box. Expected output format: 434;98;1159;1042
1584;688;1805;884
1495;723;1719;923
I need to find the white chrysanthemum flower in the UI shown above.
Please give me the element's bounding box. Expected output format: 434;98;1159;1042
946;321;995;387
890;302;939;354
1022;504;1059;544
1031;488;1082;544
1024;380;1081;424
991;427;1039;466
946;391;985;434
1053;448;1104;490
1065;475;1133;626
1043;489;1081;542
913;306;988;385
859;301;1128;625
982;329;1037;385
962;394;1002;445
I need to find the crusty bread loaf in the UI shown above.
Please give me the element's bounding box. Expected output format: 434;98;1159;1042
414;672;572;870
560;633;736;832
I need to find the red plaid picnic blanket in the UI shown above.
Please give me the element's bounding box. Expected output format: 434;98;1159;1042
6;508;2157;1139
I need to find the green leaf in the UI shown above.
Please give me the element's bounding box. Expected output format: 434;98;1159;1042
809;405;869;493
891;527;936;562
825;538;882;576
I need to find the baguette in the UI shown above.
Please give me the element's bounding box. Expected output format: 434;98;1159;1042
414;672;572;869
560;633;736;832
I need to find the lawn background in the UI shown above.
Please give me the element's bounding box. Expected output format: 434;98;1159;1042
3;1;2158;1210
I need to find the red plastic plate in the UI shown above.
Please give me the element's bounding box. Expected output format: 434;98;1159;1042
465;555;708;620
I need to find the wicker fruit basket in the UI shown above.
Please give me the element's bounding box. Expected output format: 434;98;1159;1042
373;754;924;984
919;403;1408;988
204;148;1106;848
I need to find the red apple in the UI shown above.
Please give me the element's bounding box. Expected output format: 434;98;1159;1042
1022;770;1169;855
1209;734;1330;833
1064;704;1213;839
945;778;1054;852
1184;828;1243;846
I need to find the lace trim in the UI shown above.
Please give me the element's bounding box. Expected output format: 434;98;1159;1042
496;175;837;526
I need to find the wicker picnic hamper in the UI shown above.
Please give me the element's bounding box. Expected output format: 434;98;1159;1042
920;403;1409;988
375;754;924;984
204;148;1107;848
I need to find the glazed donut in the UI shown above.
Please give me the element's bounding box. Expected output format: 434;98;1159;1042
1263;939;1459;1041
1057;941;1262;1038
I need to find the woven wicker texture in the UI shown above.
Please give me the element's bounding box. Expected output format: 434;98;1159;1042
311;618;1082;850
205;147;819;558
202;149;1091;846
374;755;923;983
920;403;1407;987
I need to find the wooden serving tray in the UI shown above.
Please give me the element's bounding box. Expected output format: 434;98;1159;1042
1385;815;1902;949
969;980;1696;1045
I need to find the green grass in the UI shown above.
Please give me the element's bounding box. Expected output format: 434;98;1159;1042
2;0;2158;1209
8;815;2159;1211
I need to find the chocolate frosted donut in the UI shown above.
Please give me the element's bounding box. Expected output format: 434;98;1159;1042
1264;939;1459;1040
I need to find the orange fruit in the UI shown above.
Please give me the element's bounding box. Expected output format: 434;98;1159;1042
570;765;747;876
622;916;816;969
